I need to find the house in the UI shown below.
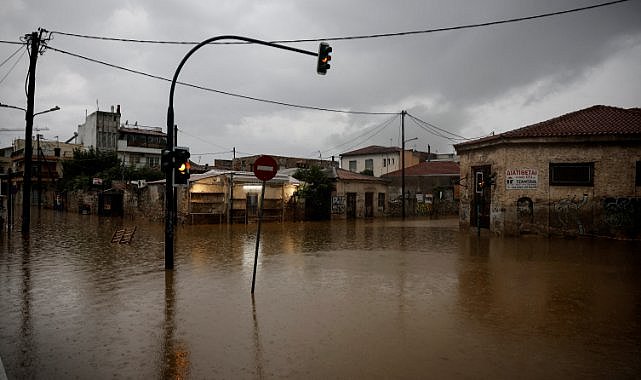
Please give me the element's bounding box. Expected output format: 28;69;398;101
382;160;460;216
78;106;166;169
77;106;121;151
327;167;389;218
454;105;641;239
340;145;429;177
139;169;301;224
117;125;166;169
4;138;80;208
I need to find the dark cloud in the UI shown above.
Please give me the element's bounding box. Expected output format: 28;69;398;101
1;0;640;159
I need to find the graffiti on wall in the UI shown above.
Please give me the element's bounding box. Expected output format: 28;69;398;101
603;197;641;228
516;197;533;232
332;196;345;214
553;194;589;234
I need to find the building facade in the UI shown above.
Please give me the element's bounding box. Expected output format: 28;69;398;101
382;160;460;216
328;167;389;219
454;105;641;239
117;126;166;169
77;107;121;151
340;145;429;177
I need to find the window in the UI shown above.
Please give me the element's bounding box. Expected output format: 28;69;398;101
549;162;594;186
365;159;373;171
378;193;385;208
382;158;386;167
636;161;641;187
349;160;357;172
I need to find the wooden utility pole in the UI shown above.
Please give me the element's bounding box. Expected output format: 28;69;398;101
22;30;44;235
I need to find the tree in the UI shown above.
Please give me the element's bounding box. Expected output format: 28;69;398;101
293;166;334;220
59;148;120;191
58;148;164;191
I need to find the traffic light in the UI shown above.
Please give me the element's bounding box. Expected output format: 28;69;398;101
317;42;332;75
174;147;190;185
161;149;173;172
475;172;484;194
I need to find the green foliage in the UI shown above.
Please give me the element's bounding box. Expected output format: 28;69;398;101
59;148;120;190
360;169;374;176
293;166;334;220
58;148;164;191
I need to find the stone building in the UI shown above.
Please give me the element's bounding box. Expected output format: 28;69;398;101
454;105;641;239
328;167;389;219
382;160;460;216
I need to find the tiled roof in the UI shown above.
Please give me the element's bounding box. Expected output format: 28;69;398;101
332;168;387;182
455;105;641;148
340;145;400;157
382;161;460;177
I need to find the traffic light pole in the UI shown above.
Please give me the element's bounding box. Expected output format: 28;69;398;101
165;35;323;270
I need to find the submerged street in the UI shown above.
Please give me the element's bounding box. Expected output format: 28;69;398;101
1;210;640;378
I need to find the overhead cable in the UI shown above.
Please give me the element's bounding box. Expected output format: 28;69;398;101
45;45;397;116
407;113;469;140
48;0;630;45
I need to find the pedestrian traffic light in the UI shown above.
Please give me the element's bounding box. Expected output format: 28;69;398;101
174;147;190;185
475;172;484;194
317;42;332;75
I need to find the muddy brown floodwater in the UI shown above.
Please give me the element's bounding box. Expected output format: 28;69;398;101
1;210;640;379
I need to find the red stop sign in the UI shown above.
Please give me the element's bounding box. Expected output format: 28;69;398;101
253;155;278;182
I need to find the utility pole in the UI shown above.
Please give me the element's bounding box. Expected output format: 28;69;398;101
401;110;407;220
228;147;235;224
22;29;47;235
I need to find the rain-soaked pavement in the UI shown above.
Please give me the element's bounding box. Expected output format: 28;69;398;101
1;210;640;379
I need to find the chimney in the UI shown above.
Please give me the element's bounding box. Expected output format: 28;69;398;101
117;104;121;114
110;105;114;113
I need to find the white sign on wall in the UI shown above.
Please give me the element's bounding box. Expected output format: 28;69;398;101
506;168;538;189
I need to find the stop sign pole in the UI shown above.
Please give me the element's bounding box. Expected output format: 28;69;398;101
251;155;278;294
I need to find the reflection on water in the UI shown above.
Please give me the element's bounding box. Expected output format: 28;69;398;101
0;210;640;378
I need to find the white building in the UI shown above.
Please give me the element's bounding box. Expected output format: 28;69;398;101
339;145;429;177
77;106;167;169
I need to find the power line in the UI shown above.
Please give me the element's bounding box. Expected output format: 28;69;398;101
0;40;25;46
45;45;397;116
0;45;26;85
320;113;400;158
0;45;24;68
406;113;469;141
48;0;630;45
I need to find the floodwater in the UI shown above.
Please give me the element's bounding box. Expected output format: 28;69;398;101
1;210;640;379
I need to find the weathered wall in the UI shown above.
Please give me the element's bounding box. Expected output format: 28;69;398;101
458;141;641;239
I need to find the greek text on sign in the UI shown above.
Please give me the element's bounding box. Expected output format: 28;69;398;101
506;168;538;189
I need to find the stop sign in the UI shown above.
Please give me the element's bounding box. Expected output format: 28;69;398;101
253;155;278;182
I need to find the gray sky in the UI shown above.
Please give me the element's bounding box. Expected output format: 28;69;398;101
1;0;640;164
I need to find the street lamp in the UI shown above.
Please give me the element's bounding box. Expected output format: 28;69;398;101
0;101;60;234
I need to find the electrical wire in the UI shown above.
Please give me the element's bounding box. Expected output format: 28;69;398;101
0;45;24;68
0;40;25;46
406;113;469;141
48;0;630;44
320;113;400;158
45;45;397;116
176;127;232;151
0;45;26;86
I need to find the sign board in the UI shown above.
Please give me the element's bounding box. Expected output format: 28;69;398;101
506;168;538;190
253;155;278;182
92;178;103;185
